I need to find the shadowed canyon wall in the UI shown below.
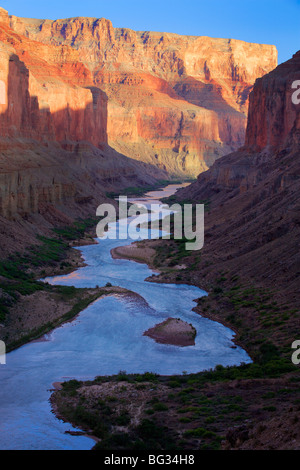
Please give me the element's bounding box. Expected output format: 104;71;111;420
9;12;278;176
176;51;300;291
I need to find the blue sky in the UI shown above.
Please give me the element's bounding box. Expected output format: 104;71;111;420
1;0;299;64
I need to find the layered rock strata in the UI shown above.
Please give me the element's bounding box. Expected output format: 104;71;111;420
0;9;167;229
9;11;277;176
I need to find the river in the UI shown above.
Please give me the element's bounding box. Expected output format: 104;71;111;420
0;184;251;450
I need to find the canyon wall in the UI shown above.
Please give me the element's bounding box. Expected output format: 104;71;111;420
9;13;278;176
246;51;300;151
0;11;107;145
0;6;279;244
0;8;167;228
177;51;300;196
176;51;300;291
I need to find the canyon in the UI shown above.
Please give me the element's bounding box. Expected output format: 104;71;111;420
111;48;300;367
0;5;297;363
69;51;299;450
8;11;277;177
0;6;277;253
0;4;299;452
0;7;168;254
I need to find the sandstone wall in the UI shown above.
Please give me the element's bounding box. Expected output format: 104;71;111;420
246;51;300;151
0;9;167;221
0;18;107;146
177;50;300;198
9;13;278;176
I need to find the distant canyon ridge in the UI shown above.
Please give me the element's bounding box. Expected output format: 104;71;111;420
2;8;277;177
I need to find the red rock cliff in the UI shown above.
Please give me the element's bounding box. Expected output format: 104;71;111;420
246;51;300;151
177;51;300;195
0;14;107;146
9;13;277;176
0;8;168;225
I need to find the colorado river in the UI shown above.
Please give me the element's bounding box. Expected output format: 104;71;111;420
0;184;251;450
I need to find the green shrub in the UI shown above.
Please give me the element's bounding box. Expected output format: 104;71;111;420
115;411;131;425
153;402;168;412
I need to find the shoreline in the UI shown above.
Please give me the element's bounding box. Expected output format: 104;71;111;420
110;240;246;355
3;222;248;356
110;242;160;272
1;184;185;352
39;194;299;451
47;196;299;450
5;286;140;353
2;233;152;352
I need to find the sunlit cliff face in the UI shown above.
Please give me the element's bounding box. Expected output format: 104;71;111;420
8;11;277;177
0;7;278;223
